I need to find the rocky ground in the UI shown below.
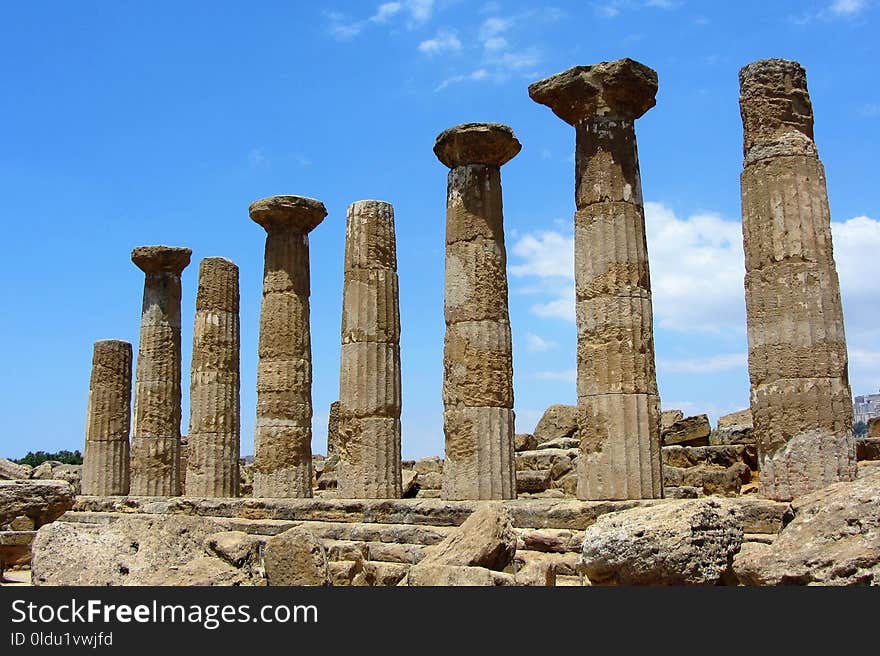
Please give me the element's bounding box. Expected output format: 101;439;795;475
3;404;879;586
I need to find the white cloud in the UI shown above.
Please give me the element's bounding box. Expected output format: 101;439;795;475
645;202;746;334
326;11;364;39
658;353;747;374
483;36;508;51
406;0;435;24
595;0;678;17
418;29;462;55
434;68;489;91
509;205;880;399
370;2;403;23
830;0;868;15
525;333;557;352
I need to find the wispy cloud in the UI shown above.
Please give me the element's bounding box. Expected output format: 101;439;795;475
658;353;747;374
830;0;869;15
434;68;489;91
418;29;462;55
792;0;871;23
433;8;563;91
525;333;557;352
327;1;435;40
370;2;403;23
594;0;679;18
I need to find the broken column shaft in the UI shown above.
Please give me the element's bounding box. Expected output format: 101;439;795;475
82;339;132;495
130;245;191;496
186;257;241;497
250;195;326;498
336;200;402;498
434;123;520;500
739;58;856;500
529;59;663;500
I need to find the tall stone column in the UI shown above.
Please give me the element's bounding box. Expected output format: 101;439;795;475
82;339;132;495
186;257;241;497
434;123;520;500
739;59;857;500
336;200;402;498
250;195;326;498
130;246;191;496
529;59;663;500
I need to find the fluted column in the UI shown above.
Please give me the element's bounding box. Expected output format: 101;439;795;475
739;59;857;500
434;123;520;500
130;245;191;496
336;200;402;498
529;59;663;500
250;195;326;498
82;339;132;495
186;257;241;497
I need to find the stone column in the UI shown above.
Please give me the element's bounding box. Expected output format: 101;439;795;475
434;123;520;500
336;200;402;498
529;59;663;500
82;339;132;495
130;246;191;496
186;257;241;497
739;59;857;500
250;195;327;498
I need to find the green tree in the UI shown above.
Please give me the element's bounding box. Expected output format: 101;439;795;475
11;450;83;467
854;420;868;438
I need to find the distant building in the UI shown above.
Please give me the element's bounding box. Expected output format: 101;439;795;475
854;390;880;425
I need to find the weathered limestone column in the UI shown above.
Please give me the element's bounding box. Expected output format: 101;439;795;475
434;123;520;500
186;257;241;497
739;59;857;500
130;246;191;496
82;340;132;495
529;59;663;500
336;200;402;498
250;195;327;498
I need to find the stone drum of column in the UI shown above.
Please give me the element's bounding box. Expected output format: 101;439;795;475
250;195;327;498
336;200;402;499
130;245;191;496
739;59;857;500
82;339;133;496
434;123;520;500
186;257;241;498
529;59;663;500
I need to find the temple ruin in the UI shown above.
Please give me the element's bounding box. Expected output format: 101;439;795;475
48;55;873;587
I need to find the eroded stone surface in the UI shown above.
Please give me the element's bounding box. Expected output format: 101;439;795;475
437;123;518;500
130;246;190;497
250;196;325;498
734;468;880;585
739;59;856;501
187;258;240;498
336;200;402;499
579;498;743;585
82;340;132;496
531;60;662;501
263;527;330;586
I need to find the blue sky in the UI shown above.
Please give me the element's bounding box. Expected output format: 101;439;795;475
2;1;879;460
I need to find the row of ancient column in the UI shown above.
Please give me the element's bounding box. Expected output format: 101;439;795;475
83;56;857;503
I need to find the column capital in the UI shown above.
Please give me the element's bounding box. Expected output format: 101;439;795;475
433;123;521;169
249;195;327;234
131;245;192;274
528;58;657;125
